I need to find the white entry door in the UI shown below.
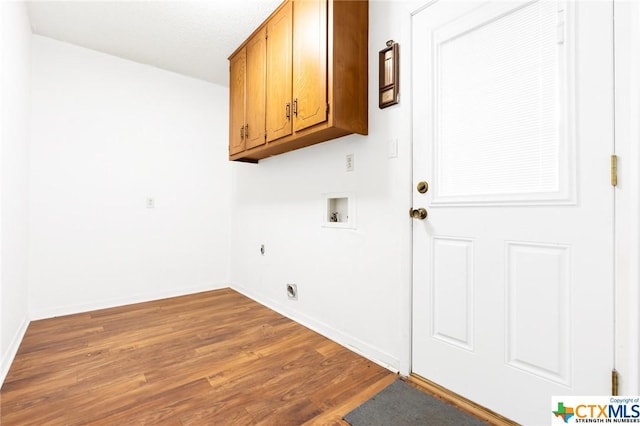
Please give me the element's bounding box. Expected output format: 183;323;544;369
411;1;614;424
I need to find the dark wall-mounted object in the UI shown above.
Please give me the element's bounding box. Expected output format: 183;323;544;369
379;40;399;109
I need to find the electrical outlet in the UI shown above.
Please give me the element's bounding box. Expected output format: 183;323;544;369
146;198;154;208
286;283;298;300
346;154;354;172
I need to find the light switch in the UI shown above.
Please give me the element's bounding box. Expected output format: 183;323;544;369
388;138;398;159
346;154;354;172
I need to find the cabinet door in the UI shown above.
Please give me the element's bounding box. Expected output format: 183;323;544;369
266;1;293;142
229;49;246;156
293;0;327;132
245;28;267;150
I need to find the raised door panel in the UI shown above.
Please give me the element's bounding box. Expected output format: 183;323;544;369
293;0;327;132
245;28;267;150
229;50;246;156
266;1;293;142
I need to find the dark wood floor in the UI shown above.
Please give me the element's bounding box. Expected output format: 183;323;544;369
0;288;397;425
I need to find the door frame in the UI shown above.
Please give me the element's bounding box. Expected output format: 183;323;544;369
613;0;640;395
403;0;640;397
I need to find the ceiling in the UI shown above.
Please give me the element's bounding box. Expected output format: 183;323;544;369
26;0;283;87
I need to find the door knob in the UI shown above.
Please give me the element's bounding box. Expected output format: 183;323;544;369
409;207;428;220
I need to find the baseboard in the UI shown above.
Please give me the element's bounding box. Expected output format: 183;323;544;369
407;374;518;426
29;282;229;320
1;314;30;386
232;285;400;373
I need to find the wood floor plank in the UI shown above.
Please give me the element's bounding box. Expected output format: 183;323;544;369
1;288;396;425
302;373;398;426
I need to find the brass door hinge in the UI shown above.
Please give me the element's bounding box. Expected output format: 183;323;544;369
611;155;618;187
612;369;619;396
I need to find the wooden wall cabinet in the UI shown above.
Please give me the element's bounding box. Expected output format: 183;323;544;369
292;0;327;133
228;0;368;162
228;49;245;156
229;28;266;155
266;1;293;142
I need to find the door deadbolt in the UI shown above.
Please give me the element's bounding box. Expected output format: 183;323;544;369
409;207;428;220
416;181;429;194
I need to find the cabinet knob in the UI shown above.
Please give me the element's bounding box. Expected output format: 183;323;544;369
240;126;244;140
286;102;291;120
293;98;298;116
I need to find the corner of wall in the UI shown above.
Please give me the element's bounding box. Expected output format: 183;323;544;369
0;0;32;387
0;314;29;386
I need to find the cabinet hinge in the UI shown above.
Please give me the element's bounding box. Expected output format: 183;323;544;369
326;103;330;114
264;132;267;140
611;154;618;187
612;369;619;396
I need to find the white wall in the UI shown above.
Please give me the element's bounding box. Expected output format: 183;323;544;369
0;2;32;383
28;36;231;319
230;2;413;373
